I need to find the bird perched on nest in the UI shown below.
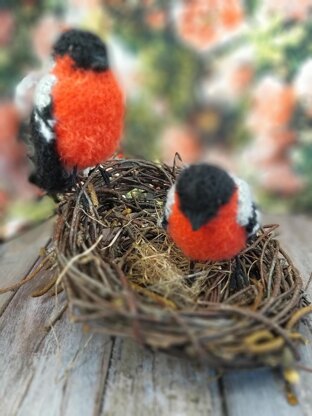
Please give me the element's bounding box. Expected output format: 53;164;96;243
162;163;260;267
16;29;124;193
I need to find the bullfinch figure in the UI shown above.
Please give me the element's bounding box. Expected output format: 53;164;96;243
162;164;260;280
22;29;124;193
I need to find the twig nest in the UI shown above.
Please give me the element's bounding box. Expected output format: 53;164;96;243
54;159;309;369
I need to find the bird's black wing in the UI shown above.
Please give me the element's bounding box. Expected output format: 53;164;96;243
244;203;259;236
28;72;76;193
29;104;75;193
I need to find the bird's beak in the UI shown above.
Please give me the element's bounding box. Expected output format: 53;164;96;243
189;213;207;231
91;56;108;71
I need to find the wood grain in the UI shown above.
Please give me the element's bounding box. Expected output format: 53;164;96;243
101;338;223;416
222;215;312;416
268;215;312;416
14;324;113;416
0;220;54;314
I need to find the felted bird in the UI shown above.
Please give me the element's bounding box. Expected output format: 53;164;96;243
162;163;260;266
18;28;124;193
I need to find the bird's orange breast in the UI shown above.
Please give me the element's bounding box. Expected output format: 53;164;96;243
51;56;124;168
168;190;247;261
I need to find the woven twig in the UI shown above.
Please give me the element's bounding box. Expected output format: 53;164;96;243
52;159;310;369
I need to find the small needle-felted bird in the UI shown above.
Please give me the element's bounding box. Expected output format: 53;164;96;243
162;163;260;262
23;29;124;193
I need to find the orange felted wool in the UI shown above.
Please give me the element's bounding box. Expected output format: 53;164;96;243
168;191;247;261
52;55;124;169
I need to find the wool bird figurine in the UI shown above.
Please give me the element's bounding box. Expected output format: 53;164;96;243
19;29;124;193
162;163;260;263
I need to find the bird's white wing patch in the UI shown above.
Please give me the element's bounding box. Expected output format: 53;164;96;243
34;111;55;143
231;175;254;226
34;73;56;111
15;71;43;119
33;73;57;143
164;184;176;220
158;184;176;228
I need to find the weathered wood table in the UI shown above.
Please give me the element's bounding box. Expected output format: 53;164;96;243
0;215;311;416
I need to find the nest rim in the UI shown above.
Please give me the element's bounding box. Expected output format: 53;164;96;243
53;158;310;370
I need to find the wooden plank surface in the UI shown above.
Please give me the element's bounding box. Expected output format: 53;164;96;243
0;215;311;416
0;220;54;313
221;214;312;416
268;215;312;416
101;338;223;416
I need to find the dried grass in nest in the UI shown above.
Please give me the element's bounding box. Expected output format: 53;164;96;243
52;158;311;370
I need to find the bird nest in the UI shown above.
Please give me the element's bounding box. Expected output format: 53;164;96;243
53;158;310;369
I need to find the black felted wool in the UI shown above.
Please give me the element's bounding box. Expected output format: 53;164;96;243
176;163;236;230
29;110;75;193
53;29;109;72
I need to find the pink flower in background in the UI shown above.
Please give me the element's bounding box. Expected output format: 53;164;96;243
245;75;300;198
244;145;279;168
203;148;237;172
0;190;9;214
201;46;254;101
248;76;296;134
260;161;304;196
221;0;244;29
228;62;253;95
160;125;202;164
261;0;312;21
32;15;65;64
142;0;157;5
269;129;296;151
68;0;101;6
0;102;40;200
0;103;22;164
246;130;296;167
0;10;14;47
174;0;244;51
256;130;296;158
145;9;166;30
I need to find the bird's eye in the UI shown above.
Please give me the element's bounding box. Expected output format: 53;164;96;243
68;44;74;52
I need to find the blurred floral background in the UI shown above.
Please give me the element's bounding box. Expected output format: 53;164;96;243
1;0;312;240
